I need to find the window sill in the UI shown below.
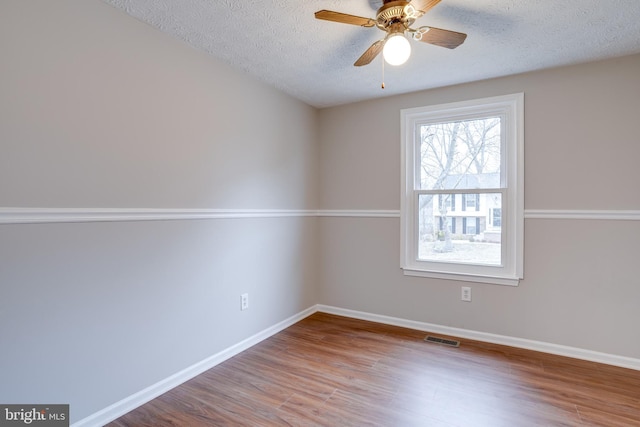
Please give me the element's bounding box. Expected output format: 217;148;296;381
402;268;520;286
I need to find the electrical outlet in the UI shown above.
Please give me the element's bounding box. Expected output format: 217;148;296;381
240;293;249;311
461;286;472;302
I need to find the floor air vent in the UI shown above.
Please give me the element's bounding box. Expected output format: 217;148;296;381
424;335;460;347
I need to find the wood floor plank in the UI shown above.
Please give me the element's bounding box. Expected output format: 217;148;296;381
107;313;640;426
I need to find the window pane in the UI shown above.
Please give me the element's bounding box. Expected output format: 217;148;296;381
465;194;477;209
492;208;502;227
418;193;502;266
419;117;501;190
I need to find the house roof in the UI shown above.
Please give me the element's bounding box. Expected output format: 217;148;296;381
441;172;500;190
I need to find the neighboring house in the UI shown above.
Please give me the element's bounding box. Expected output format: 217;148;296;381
423;173;502;243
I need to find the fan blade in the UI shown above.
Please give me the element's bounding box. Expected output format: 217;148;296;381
354;40;385;66
417;27;467;49
315;10;375;27
409;0;441;17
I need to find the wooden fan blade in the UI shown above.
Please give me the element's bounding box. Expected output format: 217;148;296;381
409;0;441;17
314;10;375;27
417;27;467;49
354;40;385;66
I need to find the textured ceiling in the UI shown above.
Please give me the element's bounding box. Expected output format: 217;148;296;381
102;0;640;108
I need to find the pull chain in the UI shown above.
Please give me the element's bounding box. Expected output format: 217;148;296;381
381;57;385;89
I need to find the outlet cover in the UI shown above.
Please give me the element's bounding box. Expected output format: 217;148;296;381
461;287;472;302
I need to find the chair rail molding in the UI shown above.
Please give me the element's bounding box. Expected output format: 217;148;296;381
1;208;639;224
0;208;317;224
524;209;640;221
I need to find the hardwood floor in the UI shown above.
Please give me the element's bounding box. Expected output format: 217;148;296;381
108;313;640;426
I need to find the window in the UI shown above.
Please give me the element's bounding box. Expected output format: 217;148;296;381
463;217;480;235
439;194;452;210
400;94;524;286
491;208;502;228
463;194;479;211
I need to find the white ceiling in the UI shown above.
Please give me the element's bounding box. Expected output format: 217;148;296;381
102;0;640;108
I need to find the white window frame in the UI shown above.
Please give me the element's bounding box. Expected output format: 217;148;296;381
400;93;524;286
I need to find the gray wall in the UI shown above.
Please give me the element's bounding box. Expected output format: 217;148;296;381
0;0;318;423
318;54;640;360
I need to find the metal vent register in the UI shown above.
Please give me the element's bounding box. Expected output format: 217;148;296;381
424;335;460;347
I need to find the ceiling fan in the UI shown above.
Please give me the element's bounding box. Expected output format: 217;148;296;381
315;0;466;67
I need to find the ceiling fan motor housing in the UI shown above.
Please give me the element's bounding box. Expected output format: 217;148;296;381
377;1;415;29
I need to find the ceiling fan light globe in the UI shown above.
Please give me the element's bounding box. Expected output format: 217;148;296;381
383;33;411;66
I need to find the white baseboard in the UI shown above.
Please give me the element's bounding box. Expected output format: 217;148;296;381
72;306;316;427
316;304;640;371
73;303;640;427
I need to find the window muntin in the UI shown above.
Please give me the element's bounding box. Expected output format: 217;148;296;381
401;94;524;286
